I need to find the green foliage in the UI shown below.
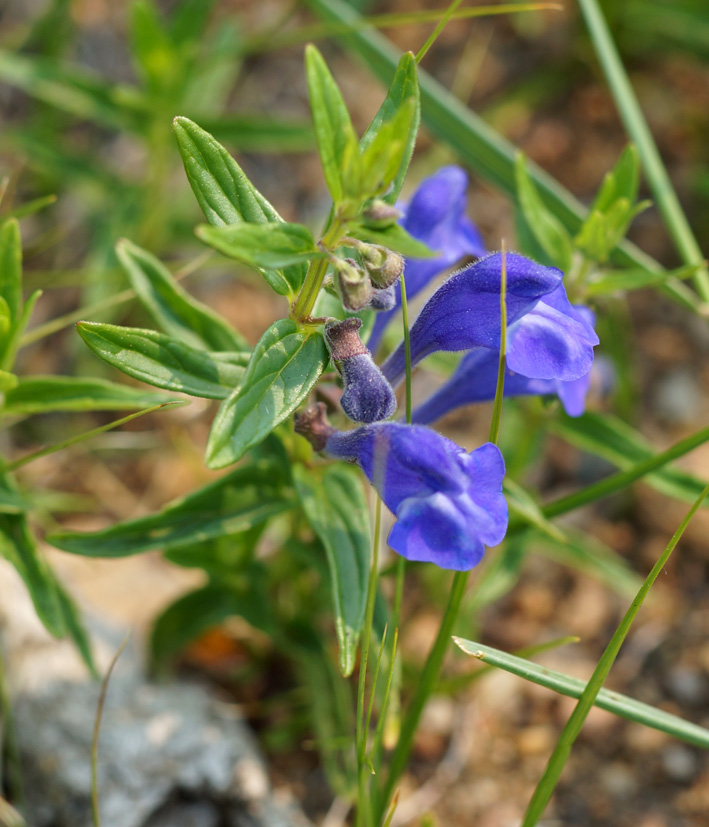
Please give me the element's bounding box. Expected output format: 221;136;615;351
76;322;248;400
116;238;245;351
293;463;371;677
206;320;328;469
49;460;289;558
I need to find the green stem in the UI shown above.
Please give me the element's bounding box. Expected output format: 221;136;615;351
577;0;709;300
355;497;383;827
292;219;345;321
378;570;469;817
416;0;465;63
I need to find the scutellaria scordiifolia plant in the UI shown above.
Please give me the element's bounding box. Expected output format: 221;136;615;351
45;26;709;827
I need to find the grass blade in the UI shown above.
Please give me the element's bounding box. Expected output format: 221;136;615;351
521;480;709;825
453;637;709;751
577;0;709;300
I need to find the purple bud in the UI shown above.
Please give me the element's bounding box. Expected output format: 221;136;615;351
369;285;396;311
325;319;397;423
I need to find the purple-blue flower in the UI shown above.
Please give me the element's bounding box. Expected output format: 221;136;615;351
381;252;566;386
412;295;598;422
325;423;507;570
367;166;486;353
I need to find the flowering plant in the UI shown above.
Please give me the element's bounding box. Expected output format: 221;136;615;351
38;30;709;827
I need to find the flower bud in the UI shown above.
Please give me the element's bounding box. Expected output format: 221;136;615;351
325;318;397;423
359;244;404;289
335;258;373;312
361;199;402;229
369;285;396;312
294;402;335;451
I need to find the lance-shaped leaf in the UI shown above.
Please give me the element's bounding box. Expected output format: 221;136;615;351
516;154;573;271
305;44;361;204
293;463;370;677
172;116;307;295
454;638;709;750
0;218;22;323
2;376;172;415
49;460;289;558
551;411;709;507
359;51;419;202
116;238;245;351
196;221;323;275
77;321;248;400
206;319;328;469
0;508;64;637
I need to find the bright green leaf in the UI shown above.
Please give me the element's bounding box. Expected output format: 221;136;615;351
196;222;321;286
2;375;172;415
206;319;328;469
0;219;22;322
453;637;709;750
77;321;247;400
116;238;245;351
305;44;361;204
49;460;289;558
515;153;573;271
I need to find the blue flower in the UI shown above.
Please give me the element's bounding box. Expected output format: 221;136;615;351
381;252;566;386
325;423;507;571
367;166;486;353
412;295;598;422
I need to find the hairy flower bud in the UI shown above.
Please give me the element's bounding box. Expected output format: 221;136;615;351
369;285;396;312
335;258;373;312
325;318;397;423
360;244;404;289
361;199;402;229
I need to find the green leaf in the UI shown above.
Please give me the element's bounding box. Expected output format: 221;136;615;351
130;0;178;95
0;219;22;323
360;98;417;199
305;44;361;204
359;51;420;202
0;48;149;133
2;288;42;371
293;463;371;677
172;117;307;295
0;486;32;513
586;263;700;296
206;319;328;469
53;576;97;676
149;580;274;671
196;222;321;286
453;637;709;751
591;145;640;214
551;412;709;507
515;153;573;271
0;369;17;392
347;223;436;258
521;481;709;825
4;193;57;221
77;321;248;400
1;375;172;415
49;460;289;558
116;238;245;351
302;0;696;313
0;507;64;637
170;0;216;46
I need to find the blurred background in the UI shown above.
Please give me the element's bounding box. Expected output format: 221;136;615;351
1;1;708;825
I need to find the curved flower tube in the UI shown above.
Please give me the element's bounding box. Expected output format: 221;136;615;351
411;300;598;422
367;166;486;353
325;423;507;571
381;252;564;386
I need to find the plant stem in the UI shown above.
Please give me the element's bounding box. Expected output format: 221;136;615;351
292;219;345;320
355;496;383;827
